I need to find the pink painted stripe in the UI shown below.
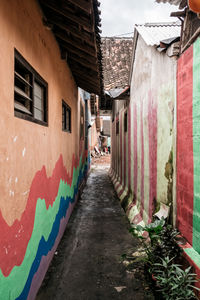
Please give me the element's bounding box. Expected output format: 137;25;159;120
118;187;125;198
133;103;138;201
124;112;126;187
111;122;114;169
140;100;145;216
120;112;123;184
114;122;116;171
115;118;119;176
126;201;136;215
132;213;143;224
115;182;121;190
148;91;157;222
115;122;117;173
128;106;131;190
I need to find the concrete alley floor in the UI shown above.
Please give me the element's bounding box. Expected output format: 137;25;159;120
36;158;154;300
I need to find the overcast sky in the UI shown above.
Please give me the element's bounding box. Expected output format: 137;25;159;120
100;0;179;37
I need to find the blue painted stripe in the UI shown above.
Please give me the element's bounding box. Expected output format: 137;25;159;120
16;162;88;300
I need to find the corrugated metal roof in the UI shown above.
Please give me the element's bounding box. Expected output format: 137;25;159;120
135;22;181;46
155;0;187;8
155;0;181;5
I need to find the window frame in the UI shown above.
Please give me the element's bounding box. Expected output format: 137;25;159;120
14;49;48;126
62;100;71;133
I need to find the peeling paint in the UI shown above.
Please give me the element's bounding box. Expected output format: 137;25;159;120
164;150;173;205
13;136;18;143
22;190;29;196
9;190;15;197
22;148;26;157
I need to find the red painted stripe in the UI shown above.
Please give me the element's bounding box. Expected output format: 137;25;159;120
128;106;131;190
133;104;138;201
0;154;81;276
148;91;157;222
176;45;194;245
140;100;145;216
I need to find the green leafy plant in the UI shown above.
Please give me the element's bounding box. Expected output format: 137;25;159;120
154;224;181;261
130;218;165;246
129;219;199;299
129;218;167;268
153;257;199;300
129;218;182;267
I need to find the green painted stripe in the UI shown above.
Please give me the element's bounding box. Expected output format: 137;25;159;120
184;248;200;269
0;158;84;300
193;38;200;253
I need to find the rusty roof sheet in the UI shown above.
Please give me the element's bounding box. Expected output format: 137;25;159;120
135;22;181;46
101;37;133;91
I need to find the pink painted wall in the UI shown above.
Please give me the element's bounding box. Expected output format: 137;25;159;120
177;45;194;245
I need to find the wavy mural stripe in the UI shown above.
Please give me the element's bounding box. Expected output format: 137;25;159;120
28;202;74;300
0;152;88;300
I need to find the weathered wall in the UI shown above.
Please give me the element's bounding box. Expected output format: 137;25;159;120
177;38;200;274
0;0;89;299
110;34;177;225
102;119;111;136
90;120;99;150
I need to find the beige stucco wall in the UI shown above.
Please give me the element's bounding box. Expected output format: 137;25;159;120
0;0;79;225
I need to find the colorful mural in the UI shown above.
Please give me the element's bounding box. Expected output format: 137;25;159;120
177;38;200;258
110;88;175;228
111;93;158;225
0;152;89;300
110;25;177;230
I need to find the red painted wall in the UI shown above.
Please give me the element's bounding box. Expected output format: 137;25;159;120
177;46;194;245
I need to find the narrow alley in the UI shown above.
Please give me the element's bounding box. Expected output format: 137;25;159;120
36;158;154;300
3;1;200;299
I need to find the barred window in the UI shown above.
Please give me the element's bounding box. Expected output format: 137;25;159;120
62;101;71;132
14;50;48;125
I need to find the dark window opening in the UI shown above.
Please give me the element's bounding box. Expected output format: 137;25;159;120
14;50;48;126
62;101;71;132
124;111;127;132
116;119;119;135
80;103;84;139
